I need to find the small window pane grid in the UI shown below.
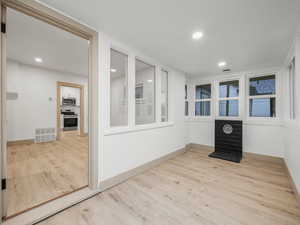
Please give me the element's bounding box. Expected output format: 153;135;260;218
161;70;168;122
218;80;239;117
195;84;211;116
289;58;296;119
248;75;276;118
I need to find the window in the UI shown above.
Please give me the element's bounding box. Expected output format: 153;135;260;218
218;80;239;117
110;49;128;127
135;59;155;125
195;84;211;116
289;58;295;119
185;85;189;116
161;70;168;122
248;75;276;117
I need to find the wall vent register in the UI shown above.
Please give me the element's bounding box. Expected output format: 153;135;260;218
209;120;243;163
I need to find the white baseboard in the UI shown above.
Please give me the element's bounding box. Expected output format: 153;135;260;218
99;146;187;191
283;160;300;207
3;146;187;225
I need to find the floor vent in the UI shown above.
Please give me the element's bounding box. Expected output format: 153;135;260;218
35;128;56;143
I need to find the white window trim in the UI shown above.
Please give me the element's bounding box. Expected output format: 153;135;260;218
184;84;189;117
245;73;279;121
106;41;175;135
289;58;296;120
194;83;212;118
215;77;242;120
160;68;169;123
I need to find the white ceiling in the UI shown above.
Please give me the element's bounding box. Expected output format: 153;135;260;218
40;0;300;76
7;8;89;76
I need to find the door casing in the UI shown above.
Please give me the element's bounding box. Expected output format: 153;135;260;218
0;0;99;221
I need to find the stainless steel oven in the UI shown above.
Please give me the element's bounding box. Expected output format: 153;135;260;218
63;115;78;131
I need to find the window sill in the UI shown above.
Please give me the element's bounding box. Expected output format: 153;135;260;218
104;122;174;136
185;116;212;123
185;117;283;127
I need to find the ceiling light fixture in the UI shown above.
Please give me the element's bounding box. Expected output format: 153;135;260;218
35;57;43;63
218;61;227;67
192;31;203;40
110;68;117;73
147;79;153;83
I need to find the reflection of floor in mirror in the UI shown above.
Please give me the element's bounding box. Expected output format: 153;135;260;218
7;131;88;217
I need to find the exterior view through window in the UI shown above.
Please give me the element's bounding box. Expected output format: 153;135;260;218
219;80;239;116
249;75;276;117
195;84;211;116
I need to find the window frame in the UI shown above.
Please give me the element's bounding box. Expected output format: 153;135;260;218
246;73;279;121
109;47;130;128
289;58;296;120
160;69;169;122
194;83;212;118
185;84;189;117
216;77;242;120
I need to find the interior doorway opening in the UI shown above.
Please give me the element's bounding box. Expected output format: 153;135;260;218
0;1;98;220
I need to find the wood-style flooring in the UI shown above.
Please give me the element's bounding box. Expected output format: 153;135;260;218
7;131;88;217
38;147;300;225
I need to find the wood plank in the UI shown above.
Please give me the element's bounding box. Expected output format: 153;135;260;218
37;148;300;225
7;131;88;217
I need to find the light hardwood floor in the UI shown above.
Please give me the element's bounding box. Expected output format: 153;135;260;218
37;147;300;225
7;131;88;217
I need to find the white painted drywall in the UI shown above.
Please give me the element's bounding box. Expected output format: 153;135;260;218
98;34;186;182
283;35;300;192
6;60;88;141
102;70;185;180
187;120;284;157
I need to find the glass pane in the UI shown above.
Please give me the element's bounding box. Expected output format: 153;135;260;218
249;75;275;96
185;84;187;100
135;59;155;125
195;101;211;116
196;84;211;99
249;98;276;117
219;100;239;116
219;80;239;98
161;70;168;122
185;101;189;116
110;49;128;127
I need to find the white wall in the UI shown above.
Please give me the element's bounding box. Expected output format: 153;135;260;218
7;60;88;141
98;34;186;182
283;34;300;192
185;69;285;158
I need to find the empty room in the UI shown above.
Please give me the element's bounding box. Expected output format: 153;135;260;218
0;0;299;225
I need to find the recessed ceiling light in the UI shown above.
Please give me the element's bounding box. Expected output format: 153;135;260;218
192;31;203;40
218;61;227;67
110;68;117;73
35;57;43;63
